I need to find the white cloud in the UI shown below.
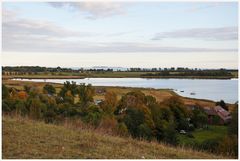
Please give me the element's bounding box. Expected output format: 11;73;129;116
152;27;238;41
48;2;126;19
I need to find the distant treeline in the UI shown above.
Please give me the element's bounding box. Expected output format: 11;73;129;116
2;66;237;74
2;66;113;74
141;69;234;77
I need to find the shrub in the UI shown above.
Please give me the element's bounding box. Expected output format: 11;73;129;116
123;108;144;138
2;100;11;113
29;98;46;120
43;84;56;95
15;100;28;116
44;109;57;123
116;122;129;137
83;105;103;127
2;84;9;99
138;123;153;140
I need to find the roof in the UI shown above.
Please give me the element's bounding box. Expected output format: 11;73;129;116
214;106;232;122
204;107;217;116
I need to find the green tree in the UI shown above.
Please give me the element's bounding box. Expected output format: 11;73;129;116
2;84;9;99
216;100;228;111
78;83;95;107
83;105;103;127
123;107;145;138
191;108;208;128
228;103;238;135
15;100;28;116
138;123;153;140
29;98;46;120
43;84;56;95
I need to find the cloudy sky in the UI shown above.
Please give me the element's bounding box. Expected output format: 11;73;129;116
2;2;238;68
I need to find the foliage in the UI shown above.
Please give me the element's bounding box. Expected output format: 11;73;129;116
83;105;103;127
191;107;208;128
78;83;95;107
29;98;46;120
101;91;117;114
15;100;28;116
123;107;145;138
216;100;228;111
2;84;10;99
228;103;238;135
43;84;56;95
116;122;129;137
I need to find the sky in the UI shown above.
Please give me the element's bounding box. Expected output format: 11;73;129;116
2;1;239;68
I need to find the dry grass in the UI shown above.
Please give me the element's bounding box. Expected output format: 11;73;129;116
2;116;227;159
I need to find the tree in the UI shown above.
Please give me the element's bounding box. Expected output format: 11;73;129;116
78;83;95;107
228;103;238;135
116;122;129;137
29;98;46;120
216;100;228;111
191;108;208;128
15;100;28;116
123;107;145;138
138;123;153;140
2;84;9;99
43;84;56;95
83;105;103;127
24;85;31;93
163;122;178;145
163;96;189;131
101;91;117;114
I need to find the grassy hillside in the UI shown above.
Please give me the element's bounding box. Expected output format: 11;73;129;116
2;116;227;159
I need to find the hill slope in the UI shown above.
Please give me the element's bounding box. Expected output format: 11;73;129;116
2;117;225;159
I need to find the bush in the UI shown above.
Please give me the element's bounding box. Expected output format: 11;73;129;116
2;84;9;99
83;105;103;127
43;84;56;95
29;98;46;120
15;100;28;116
123;108;144;138
138;123;153;140
116;122;129;137
2;100;11;113
44;109;57;123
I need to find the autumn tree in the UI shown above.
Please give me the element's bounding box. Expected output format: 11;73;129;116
101;91;117;114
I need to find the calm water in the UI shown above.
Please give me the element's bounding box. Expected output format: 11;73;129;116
14;78;238;103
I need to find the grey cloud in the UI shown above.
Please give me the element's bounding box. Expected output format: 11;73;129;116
3;13;95;40
48;2;125;19
152;27;238;41
2;9;237;53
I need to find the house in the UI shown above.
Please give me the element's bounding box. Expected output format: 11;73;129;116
214;106;232;123
95;88;106;95
204;106;231;125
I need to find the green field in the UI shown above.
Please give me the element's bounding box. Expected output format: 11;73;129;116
2;116;226;159
178;126;228;146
